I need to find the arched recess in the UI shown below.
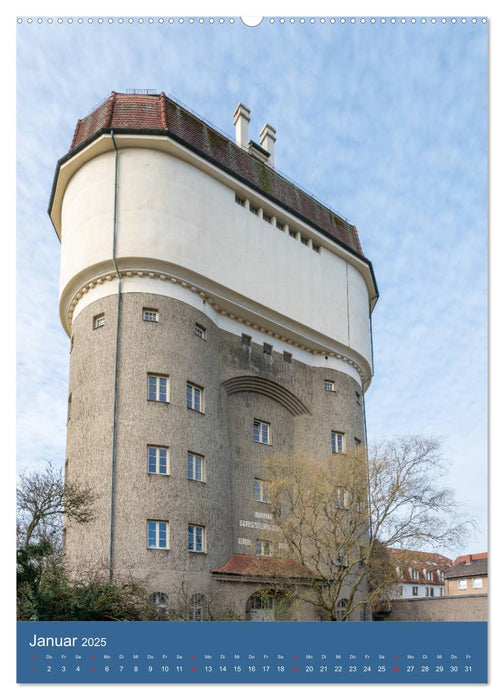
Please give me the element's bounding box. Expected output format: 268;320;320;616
222;376;310;417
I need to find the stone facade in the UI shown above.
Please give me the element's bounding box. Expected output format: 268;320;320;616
385;595;487;622
65;292;367;619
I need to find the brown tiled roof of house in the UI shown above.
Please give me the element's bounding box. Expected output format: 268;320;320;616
387;548;453;585
212;554;312;579
445;553;488;579
453;552;487;566
68;92;366;258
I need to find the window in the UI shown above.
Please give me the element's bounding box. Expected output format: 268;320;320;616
411;569;419;580
147;446;169;475
254;478;270;503
412;586;419;596
187;452;205;482
194;323;206;340
355;391;361;405
189;593;205;621
148;374;169;402
331;431;345;454
67;393;72;423
93;313;105;329
440;589;444;596
301;236;309;246
283;351;292;363
263;343;272;355
336;598;348;621
235;194;245;207
439;571;445;581
334;488;348;509
325;380;335;392
473;578;483;589
188;524;206;553
425;587;429;596
336;546;348;567
312;243;321;253
187;382;204;412
430;587;434;597
458;579;468;590
255;540;271;557
254;420;270;445
147;520;169;549
150;592;168;614
142;308;158;322
289;228;297;239
241;333;251;347
263;213;272;224
276;220;285;230
250;204;259;216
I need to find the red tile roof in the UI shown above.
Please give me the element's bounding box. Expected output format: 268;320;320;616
212;554;312;579
387;548;453;585
453;552;487;566
68;92;367;259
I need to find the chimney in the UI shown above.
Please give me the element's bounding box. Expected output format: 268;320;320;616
233;103;251;149
259;123;276;167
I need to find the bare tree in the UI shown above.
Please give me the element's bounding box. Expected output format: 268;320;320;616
261;436;474;621
16;461;95;550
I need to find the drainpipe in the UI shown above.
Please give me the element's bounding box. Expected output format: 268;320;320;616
108;130;122;583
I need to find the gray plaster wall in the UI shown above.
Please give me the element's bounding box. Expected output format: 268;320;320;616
64;292;367;620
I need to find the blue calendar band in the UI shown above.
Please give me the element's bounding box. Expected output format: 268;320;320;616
17;620;487;683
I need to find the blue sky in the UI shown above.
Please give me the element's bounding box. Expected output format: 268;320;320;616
16;16;488;557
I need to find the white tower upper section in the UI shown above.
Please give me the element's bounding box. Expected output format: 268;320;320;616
49;92;378;388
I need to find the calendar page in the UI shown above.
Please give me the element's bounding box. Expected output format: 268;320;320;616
16;9;488;686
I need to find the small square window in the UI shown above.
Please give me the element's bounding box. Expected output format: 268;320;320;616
263;213;272;224
458;579;467;590
312;243;321;253
255;540;271;557
194;323;206;340
283;351;292;363
93;313;105;329
249;204;259;216
241;333;251;347
276;220;285;230
187;452;205;482
188;524;206;553
147;520;169;549
147;446;169;475
254;478;270;503
235;194;246;206
473;578;483;589
325;380;335;392
331;431;345;454
143;308;158;322
301;236;309;246
187;382;204;412
254;420;270;445
263;343;272;355
289;228;297;239
148;374;169;402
